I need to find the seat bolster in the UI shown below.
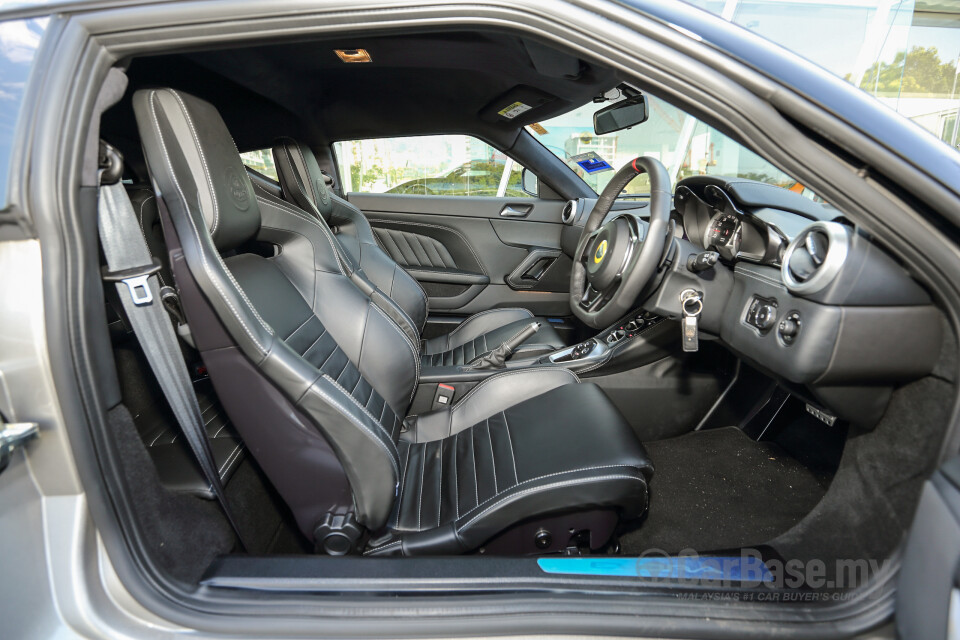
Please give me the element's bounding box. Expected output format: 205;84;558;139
273;137;335;221
408;368;581;442
357;242;428;333
424;308;535;352
330;194;377;245
450;367;580;434
453;468;649;552
295;373;401;531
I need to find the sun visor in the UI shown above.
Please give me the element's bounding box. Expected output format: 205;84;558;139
479;85;561;125
521;39;583;79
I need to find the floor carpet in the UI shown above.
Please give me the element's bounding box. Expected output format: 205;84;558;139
620;426;827;555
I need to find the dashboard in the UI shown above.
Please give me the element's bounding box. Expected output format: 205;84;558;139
649;175;942;428
557;175;942;430
674;180;814;265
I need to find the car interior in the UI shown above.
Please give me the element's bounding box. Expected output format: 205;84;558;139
91;27;954;594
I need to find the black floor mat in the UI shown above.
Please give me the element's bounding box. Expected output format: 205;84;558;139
620;427;826;555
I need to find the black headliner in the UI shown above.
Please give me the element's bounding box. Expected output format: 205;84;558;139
103;30;621;165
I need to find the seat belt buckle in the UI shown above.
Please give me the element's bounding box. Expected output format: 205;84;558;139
101;257;162;306
432;383;455;410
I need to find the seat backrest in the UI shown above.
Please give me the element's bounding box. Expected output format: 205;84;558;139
132;88;419;534
272;137;428;334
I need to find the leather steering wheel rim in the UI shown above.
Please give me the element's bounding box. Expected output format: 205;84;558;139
569;156;672;329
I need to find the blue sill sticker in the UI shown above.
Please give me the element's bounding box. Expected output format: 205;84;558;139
537;556;773;583
569;151;613;174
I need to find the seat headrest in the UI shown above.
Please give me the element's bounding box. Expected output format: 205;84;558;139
272;137;334;223
132;88;260;252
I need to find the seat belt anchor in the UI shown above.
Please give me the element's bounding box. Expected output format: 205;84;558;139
101;257;162;306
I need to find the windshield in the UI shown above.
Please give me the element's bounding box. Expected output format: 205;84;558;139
688;0;960;155
528;93;813;198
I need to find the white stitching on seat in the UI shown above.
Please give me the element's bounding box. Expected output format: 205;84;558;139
147;91;268;355
309;375;400;479
372;290;419;345
255;194;345;276
437;440;443;527
363;540;402;556
486;419;497;494
470;431;478;508
453;433;459;519
457;463;643;522
368;302;420;399
292;141;322;208
501;412;518;486
393;444;412;528
285;314;313;340
451;367;579;410
445;308;534;340
323;373;399;453
459;474;646;531
300;326;328;360
167;91;272;335
218;444;245;476
416;447;426;531
167;91;219;234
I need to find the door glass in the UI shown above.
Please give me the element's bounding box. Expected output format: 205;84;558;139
0;17;47;209
688;0;960;155
333;135;532;198
239;149;278;181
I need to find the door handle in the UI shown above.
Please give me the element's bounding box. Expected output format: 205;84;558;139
499;204;532;218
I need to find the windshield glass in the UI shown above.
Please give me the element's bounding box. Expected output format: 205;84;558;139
528;94;813;198
688;0;960;155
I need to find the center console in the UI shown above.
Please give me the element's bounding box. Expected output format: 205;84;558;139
548;311;664;366
411;309;675;413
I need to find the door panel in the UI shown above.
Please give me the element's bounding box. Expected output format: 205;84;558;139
349;193;572;317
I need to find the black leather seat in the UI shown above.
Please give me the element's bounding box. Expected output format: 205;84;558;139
270;138;566;367
132;88;652;555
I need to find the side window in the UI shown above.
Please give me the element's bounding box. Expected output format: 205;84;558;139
239;149;278;181
332;135;533;198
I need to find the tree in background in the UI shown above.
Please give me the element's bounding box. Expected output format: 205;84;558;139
853;46;959;96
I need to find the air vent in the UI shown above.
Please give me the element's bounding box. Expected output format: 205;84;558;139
781;221;850;294
561;199;579;225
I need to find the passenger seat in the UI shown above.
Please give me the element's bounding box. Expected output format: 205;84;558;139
269;138;566;367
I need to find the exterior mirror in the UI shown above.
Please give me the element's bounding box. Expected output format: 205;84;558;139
593;94;648;135
521;167;538;197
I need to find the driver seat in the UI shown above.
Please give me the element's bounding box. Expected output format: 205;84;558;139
270;137;566;366
133;88;653;555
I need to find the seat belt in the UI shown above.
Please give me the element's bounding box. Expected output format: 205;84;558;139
96;161;249;551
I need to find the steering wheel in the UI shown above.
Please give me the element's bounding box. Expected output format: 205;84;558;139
570;156;673;329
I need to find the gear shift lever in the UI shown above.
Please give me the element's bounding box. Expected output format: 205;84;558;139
469;321;540;370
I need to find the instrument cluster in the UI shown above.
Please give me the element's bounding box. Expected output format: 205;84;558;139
674;182;788;265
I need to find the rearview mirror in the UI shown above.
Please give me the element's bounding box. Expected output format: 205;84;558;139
593;94;648;135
